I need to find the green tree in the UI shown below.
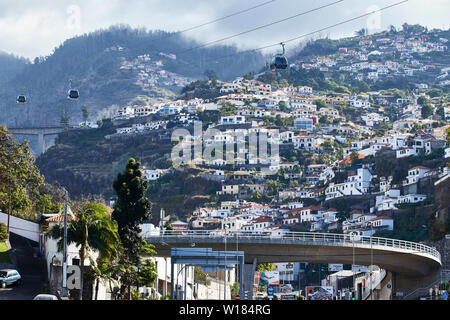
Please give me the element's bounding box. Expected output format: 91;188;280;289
249;191;262;203
90;255;118;300
35;194;61;214
436;107;445;119
204;70;217;81
314;100;327;110
256;263;276;271
417;96;428;106
350;151;360;164
137;259;158;289
112;158;154;299
220;102;237;117
355;28;367;36
0;126;44;220
0;222;8;241
421;104;433;119
278;101;288;112
49;202;119;300
81;106;89;122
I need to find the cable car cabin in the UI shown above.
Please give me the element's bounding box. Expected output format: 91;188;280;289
68;90;79;100
16;95;26;103
270;54;288;71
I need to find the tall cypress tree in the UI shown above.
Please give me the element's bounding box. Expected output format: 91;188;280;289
112;158;154;299
112;158;151;263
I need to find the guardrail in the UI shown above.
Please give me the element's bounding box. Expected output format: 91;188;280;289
362;268;386;300
144;230;441;263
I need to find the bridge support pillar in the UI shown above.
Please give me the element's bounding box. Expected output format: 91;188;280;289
37;133;45;157
243;258;257;300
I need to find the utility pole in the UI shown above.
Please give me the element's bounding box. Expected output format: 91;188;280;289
224;232;227;300
370;225;373;301
7;167;13;234
62;188;69;297
7;185;11;234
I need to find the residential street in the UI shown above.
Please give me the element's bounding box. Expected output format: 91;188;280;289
0;233;45;300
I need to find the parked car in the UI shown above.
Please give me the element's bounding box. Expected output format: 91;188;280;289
33;294;59;300
0;269;22;288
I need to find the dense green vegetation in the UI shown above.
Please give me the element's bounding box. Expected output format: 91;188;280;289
0;240;10;264
0;51;29;87
374;205;433;242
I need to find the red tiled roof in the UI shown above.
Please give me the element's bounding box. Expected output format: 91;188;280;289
370;216;393;221
409;166;430;170
252;217;273;223
302;205;322;211
46;215;76;223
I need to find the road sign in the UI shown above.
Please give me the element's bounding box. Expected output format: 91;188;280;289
235;294;241;300
442;292;448;300
267;286;274;296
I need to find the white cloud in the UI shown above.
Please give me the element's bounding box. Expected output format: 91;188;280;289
0;0;448;59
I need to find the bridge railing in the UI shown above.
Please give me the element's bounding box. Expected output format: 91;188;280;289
145;230;441;263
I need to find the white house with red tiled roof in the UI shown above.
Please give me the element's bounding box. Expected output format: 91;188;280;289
241;216;274;232
342;213;377;234
403;166;430;186
42;207;99;281
280;215;300;226
375;189;427;212
264;224;290;237
170;220;189;234
364;216;394;236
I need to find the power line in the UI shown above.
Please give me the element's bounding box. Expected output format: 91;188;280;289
177;0;345;54
202;0;408;63
154;0;277;41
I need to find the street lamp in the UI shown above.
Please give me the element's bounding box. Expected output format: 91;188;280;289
369;223;374;300
7;169;12;234
175;264;187;300
62;188;69;297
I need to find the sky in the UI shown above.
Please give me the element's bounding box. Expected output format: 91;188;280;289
0;0;449;60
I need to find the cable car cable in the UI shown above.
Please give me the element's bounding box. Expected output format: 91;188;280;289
176;0;345;55
153;0;277;41
201;0;408;64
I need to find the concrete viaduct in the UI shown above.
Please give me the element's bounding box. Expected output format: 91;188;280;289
8;126;65;157
145;231;442;300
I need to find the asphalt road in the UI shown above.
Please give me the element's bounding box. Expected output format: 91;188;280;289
0;233;44;300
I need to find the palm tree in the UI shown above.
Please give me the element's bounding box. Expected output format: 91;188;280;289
90;255;121;300
49;202;119;300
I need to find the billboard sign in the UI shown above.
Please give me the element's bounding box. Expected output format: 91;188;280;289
306;286;333;300
328;263;344;272
258;271;279;286
253;271;279;295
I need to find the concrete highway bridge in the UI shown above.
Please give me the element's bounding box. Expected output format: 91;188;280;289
145;230;442;300
8;126;66;157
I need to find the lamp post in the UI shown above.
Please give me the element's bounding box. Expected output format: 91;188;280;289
6;166;15;234
7;181;11;234
6;159;22;235
224;228;227;300
62;188;69;297
352;233;356;298
370;224;374;300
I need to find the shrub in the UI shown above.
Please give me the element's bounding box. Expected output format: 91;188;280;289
0;223;9;241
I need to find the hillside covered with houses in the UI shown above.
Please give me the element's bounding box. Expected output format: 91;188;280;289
37;24;450;244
